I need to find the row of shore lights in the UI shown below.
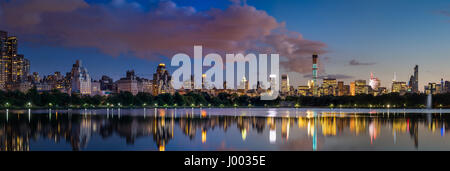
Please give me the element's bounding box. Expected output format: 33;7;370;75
2;102;445;108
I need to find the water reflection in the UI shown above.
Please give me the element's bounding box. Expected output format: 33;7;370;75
0;108;449;151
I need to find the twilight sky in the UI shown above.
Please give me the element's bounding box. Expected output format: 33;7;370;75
0;0;449;91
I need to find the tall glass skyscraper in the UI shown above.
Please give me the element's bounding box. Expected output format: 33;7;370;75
409;65;419;93
312;53;318;96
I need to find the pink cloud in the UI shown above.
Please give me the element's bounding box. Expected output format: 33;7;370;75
0;0;327;74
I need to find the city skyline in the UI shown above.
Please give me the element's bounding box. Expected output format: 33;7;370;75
0;0;449;91
2;29;450;97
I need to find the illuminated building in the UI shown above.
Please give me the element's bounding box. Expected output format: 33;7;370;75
312;53;319;96
353;80;368;95
71;60;92;95
117;70;139;95
0;31;30;90
32;72;64;93
140;79;153;94
350;82;356;96
297;86;310;96
11;54;29;84
338;81;344;96
91;81;101;95
369;72;380;90
392;81;407;94
436;83;443;94
425;83;437;95
343;85;350;96
153;63;173;95
322;78;337;96
375;87;388;96
281;74;290;95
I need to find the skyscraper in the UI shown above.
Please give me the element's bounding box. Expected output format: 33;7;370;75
350;82;356;96
338;81;345;96
408;65;419;93
71;60;91;95
312;53;318;96
0;31;30;89
369;72;380;90
0;31;7;87
153;63;173;95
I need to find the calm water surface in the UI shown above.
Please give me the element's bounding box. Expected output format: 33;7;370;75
1;108;450;151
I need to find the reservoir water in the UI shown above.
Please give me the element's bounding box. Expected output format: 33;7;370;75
1;108;450;151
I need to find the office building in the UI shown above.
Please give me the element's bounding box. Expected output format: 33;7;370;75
281;74;290;95
392;81;408;94
322;78;337;96
0;31;30;89
153;63;173;95
71;60;91;95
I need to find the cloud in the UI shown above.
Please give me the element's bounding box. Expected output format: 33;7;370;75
0;0;327;74
437;10;450;16
303;74;353;80
349;59;376;66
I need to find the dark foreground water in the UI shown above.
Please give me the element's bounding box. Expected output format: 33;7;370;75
1;108;450;151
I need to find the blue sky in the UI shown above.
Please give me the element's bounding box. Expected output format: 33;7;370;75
10;0;450;90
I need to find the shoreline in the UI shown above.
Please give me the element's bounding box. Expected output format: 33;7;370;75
2;107;450;115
